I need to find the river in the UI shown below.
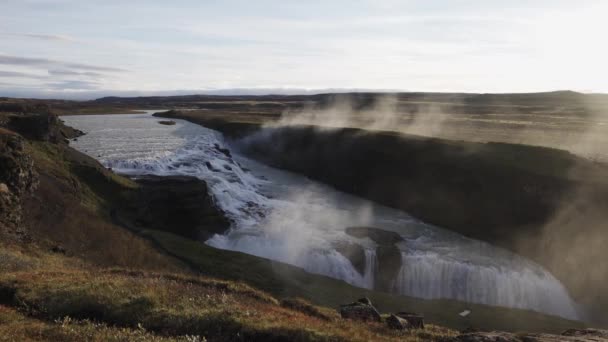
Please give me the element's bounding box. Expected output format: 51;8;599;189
62;111;581;320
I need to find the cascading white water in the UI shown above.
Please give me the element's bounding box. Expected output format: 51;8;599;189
394;251;578;319
61;112;581;320
362;249;377;289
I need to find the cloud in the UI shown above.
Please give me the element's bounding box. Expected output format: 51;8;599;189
0;70;46;79
0;54;126;73
48;69;104;78
20;33;76;42
45;79;100;90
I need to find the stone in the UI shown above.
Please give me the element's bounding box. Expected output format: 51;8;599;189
386;314;411;330
561;329;608;338
339;298;382;322
214;143;232;158
396;312;424;329
333;241;366;275
158;120;176;125
345;226;404;245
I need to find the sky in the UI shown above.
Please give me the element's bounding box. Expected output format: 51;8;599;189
1;0;607;99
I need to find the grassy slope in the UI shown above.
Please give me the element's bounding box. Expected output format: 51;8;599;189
0;246;457;341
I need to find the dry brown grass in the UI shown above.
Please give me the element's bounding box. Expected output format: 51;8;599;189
0;268;457;341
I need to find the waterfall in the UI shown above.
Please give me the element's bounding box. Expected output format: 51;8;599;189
63;113;582;321
393;251;579;320
362;248;377;289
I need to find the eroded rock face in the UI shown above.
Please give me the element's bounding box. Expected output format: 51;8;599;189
333;241;366;275
345;227;403;245
339;297;382;322
0;132;38;228
4;111;83;144
341;227;404;291
118;175;231;241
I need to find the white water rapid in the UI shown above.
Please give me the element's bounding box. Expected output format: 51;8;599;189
62;112;581;320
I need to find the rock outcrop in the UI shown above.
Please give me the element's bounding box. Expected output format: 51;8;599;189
0;131;38;230
341;227;404;292
339;298;382;322
333;241;366;275
157;120;176;126
118;175;230;241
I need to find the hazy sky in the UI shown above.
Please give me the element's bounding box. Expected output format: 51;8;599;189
1;0;607;98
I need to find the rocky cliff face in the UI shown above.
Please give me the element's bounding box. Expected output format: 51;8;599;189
0;105;81;236
0;131;38;232
116;175;230;241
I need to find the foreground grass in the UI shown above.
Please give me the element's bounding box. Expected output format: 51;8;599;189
0;256;456;341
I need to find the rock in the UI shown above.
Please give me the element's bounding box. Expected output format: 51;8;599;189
341;227;404;291
333;241;366;275
117;175;230;241
214;143;232;158
376;245;403;292
561;329;608;338
345;226;403;245
386;314;411;330
205;161;220;172
51;245;66;254
396;312;424;329
8;112;60;142
158;120;176;126
4;110;84;144
339;298;381;322
153;109;182;117
357;297;372;305
0;132;38;228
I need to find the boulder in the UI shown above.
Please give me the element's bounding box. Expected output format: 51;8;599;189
339;298;381;322
158;120;176;126
386;314;411;330
396;312;424;329
214;143;232;158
